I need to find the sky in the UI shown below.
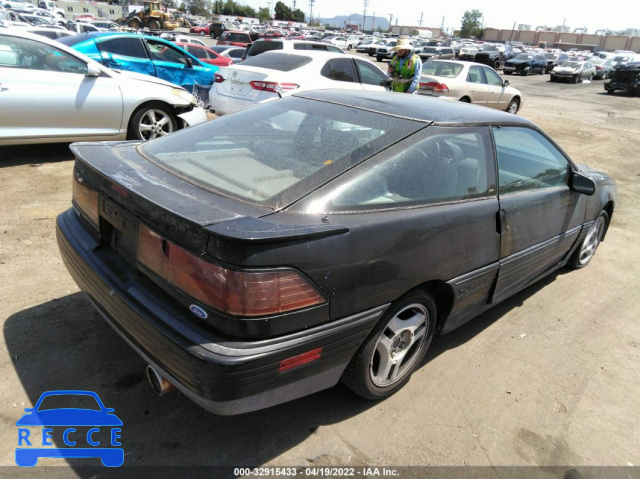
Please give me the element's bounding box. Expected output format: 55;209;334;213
239;0;639;33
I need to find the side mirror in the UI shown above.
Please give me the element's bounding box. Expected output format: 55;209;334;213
570;171;596;196
86;62;101;77
380;78;392;87
503;79;510;86
185;56;193;68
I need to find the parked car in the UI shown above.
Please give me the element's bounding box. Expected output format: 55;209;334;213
550;60;596;83
544;52;570;73
57;88;617;415
175;42;233;67
60;32;218;94
25;26;75;39
502;53;547;75
260;28;285;38
0;7;30;27
367;38;388;56
323;34;357;50
31;8;66;26
474;44;515;69
605;62;640;95
244;38;344;60
457;46;480;61
611;54;637;69
209;51;389;115
356;38;380;54
208;44;246;63
417;60;522;114
216;30;252;48
189;22;212;36
590;58;615;79
210;22;234;39
418;46;455;61
376;39;413;62
286;31;305;40
165;34;207;47
65;21;102;34
0;30;206;145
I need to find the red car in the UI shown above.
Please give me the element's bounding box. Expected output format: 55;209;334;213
189;23;212;36
216;30;252;48
287;32;305;40
175;42;233;67
261;29;285;38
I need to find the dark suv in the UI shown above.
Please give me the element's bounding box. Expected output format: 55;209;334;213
605;62;640;95
210;22;234;39
474;44;515;69
503;53;547;75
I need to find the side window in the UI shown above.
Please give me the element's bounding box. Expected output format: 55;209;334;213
0;35;87;74
98;37;147;59
355;59;387;85
493;127;570;195
467;65;485;84
188;46;206;59
483;67;503;86
309;127;495;211
321;58;357;83
146;39;188;64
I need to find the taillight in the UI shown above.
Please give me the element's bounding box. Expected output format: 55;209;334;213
595;66;602;70
137;225;325;317
72;169;99;228
249;81;299;93
214;73;225;83
419;81;449;92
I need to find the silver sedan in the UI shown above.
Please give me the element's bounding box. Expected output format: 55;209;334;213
0;30;207;145
417;60;523;114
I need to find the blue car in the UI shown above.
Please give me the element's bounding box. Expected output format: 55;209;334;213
16;390;123;467
59;32;217;94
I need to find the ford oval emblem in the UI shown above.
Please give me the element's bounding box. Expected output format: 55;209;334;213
189;305;208;319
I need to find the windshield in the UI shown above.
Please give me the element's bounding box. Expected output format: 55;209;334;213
562;62;581;68
140;97;423;209
482;46;499;52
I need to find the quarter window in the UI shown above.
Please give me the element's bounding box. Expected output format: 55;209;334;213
493;127;570;195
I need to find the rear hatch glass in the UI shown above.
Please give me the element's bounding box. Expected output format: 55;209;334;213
139;96;423;210
247;40;283;56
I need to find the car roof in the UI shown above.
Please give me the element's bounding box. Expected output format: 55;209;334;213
293;90;533;127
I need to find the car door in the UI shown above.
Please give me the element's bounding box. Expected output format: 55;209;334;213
491;126;587;304
482;66;510;109
0;34;123;141
354;58;390;91
319;57;366;91
144;38;212;92
466;64;490;105
95;37;156;78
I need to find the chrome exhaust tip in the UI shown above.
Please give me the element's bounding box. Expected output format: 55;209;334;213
146;365;174;396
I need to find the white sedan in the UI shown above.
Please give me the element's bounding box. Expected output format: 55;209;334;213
209;50;390;116
0;30;208;145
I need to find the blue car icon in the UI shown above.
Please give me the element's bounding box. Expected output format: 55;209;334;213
16;390;123;467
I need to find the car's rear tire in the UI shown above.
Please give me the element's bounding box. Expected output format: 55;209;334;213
376;55;383;62
459;97;471;103
568;211;609;269
506;97;520;114
341;290;436;400
127;102;178;141
588;73;594;81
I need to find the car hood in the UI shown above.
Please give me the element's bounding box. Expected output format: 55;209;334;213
109;69;187;91
554;66;580;73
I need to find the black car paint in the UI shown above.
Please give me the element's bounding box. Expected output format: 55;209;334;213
605;63;640;94
57;90;617;414
503;55;547;75
473;45;515;69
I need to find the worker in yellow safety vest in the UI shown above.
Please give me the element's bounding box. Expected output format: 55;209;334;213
387;36;422;94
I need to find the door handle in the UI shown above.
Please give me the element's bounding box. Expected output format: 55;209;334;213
0;83;7;92
496;209;507;235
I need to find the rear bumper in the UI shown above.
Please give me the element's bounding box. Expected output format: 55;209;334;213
57;209;384;415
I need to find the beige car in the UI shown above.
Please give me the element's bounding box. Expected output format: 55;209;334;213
417;59;522;114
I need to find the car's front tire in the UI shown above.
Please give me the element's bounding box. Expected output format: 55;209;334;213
569;211;609;269
341;290;436;400
127;102;178;141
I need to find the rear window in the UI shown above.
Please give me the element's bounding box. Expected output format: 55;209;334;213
421;61;463;78
247;40;283;56
240;52;312;71
140;97;423;209
227;33;250;42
